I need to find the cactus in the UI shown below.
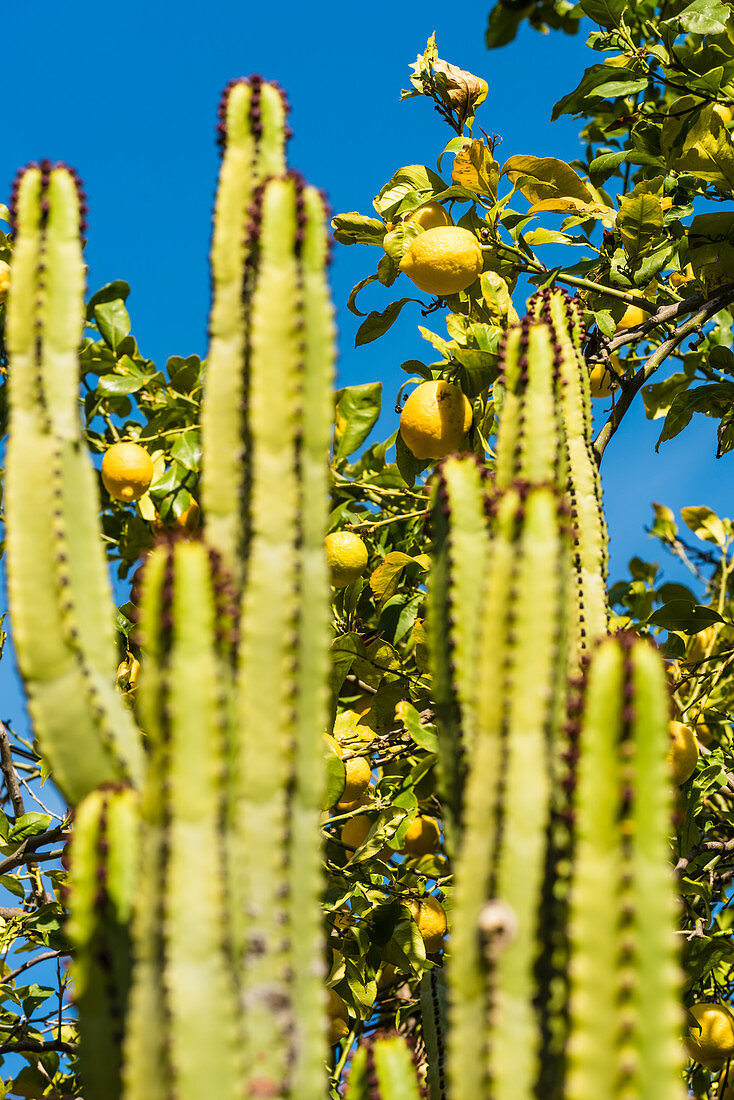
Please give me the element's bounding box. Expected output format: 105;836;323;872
444;474;570;1100
566;632;684;1100
347;1032;426;1100
6;78;334;1100
66;784;139;1100
201;76;289;584
420;970;448;1100
5;162;144;804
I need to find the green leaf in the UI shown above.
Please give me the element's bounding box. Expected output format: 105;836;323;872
93;298;131;352
395;432;430;488
395;700;439;753
95;372;147;397
334;382;382;460
617;192;663;268
374;165;446;221
355;299;413;347
170;429;202;471
485;1;528;48
8;813;51;843
669;0;730;35
85;279;130;319
331;211;387;246
322;742;346;811
552;65;647;120
680;505;727;546
578;0;625;27
369;552;427;610
647;601;724;633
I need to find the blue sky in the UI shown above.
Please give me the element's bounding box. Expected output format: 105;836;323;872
3;1;728;612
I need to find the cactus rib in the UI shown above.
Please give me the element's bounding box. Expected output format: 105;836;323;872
6;162;143;804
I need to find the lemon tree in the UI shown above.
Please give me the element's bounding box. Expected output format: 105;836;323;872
0;8;733;1098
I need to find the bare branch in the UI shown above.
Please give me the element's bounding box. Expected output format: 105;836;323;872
0;723;25;819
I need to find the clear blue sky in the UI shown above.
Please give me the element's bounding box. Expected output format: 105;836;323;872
3;1;728;611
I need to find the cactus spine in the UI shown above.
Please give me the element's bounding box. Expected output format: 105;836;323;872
6;162;144;804
567;633;684;1100
6;77;334;1100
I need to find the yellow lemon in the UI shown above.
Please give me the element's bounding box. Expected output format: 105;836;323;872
0;260;10;303
401;815;441;857
340;756;371;805
667;720;699;786
685;1003;734;1069
697;721;714;748
616;303;647;331
327;988;350;1045
340;815;373;855
670;263;697;289
400;226;483;296
335;788;371;815
689;624;716;662
714;104;733;125
589;360;621;399
405;203;453;231
407;895;447;953
101;442;155;502
400;380;472;460
325;531;368;588
152;499;200;537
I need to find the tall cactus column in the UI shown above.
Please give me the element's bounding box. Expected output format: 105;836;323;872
201;76;289;583
567;633;684;1100
5;162;143;804
229;171;335;1099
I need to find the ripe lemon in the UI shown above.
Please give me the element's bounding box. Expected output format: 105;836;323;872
152;499;200;537
714;104;733;125
340;756;371;806
400;380;472;460
685;1003;734;1069
406;895;447;953
0;260;10;303
341;815;373;854
335;790;371;815
325;531;368;588
401;815;440;857
616;304;647;331
689;624;716;661
667;720;699;786
400;226;483;296
405;203;453;231
589;361;620;399
101;442;154;502
327;988;350;1045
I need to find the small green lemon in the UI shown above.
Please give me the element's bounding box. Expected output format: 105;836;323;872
325;531;368;587
400;380;472;460
400;226;483;296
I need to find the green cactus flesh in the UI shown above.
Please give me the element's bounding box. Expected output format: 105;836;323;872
67;784;139;1100
5;162;143;804
447;478;568;1100
230;171;333;1097
529;287;609;651
201;77;289;583
420;969;448;1100
567;633;684;1100
123;541;242;1100
347;1032;425;1100
427;454;490;846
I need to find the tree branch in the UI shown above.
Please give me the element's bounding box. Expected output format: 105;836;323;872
0;723;25;819
593;285;734;464
0;1038;77;1056
2;949;67;985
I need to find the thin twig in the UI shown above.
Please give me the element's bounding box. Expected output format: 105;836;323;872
2;949;67;986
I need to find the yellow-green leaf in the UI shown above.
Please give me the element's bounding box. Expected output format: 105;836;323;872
501;155;592;205
451;140;498;200
617;192;663;268
680;505;728;546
